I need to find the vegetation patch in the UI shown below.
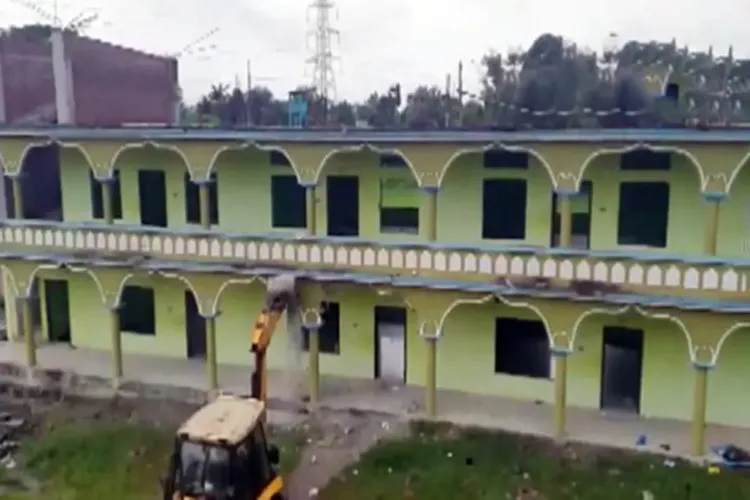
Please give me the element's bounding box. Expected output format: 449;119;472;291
321;420;750;500
1;417;305;500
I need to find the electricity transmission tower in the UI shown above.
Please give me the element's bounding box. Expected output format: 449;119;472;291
306;0;339;106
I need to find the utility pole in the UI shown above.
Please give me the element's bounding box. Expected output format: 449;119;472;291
245;59;252;126
444;73;452;128
456;60;466;127
307;0;340;125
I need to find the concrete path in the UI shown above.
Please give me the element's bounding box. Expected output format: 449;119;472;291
2;342;750;459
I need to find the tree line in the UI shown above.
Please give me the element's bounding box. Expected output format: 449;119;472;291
186;33;750;129
7;24;749;129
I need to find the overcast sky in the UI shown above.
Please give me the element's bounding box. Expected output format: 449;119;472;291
3;0;749;104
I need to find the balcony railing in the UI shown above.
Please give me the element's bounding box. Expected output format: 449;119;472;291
0;220;747;296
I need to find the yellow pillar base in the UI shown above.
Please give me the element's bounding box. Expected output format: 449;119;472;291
691;362;711;457
21;296;36;368
204;315;218;392
308;326;321;404
552;349;570;441
109;307;123;386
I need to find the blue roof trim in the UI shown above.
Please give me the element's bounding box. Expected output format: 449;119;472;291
2;126;750;144
3;251;749;315
4;219;749;267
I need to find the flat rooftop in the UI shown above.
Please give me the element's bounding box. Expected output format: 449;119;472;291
1;126;750;144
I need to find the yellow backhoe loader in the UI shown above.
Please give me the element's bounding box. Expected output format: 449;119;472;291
163;276;297;499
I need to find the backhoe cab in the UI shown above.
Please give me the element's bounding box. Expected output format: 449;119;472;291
163;395;284;500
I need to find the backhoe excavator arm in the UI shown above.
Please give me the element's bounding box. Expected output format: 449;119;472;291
250;275;297;411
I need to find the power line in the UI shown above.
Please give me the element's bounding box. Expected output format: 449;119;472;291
306;0;339;103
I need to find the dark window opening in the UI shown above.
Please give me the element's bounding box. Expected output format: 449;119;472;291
90;170;123;220
303;301;340;355
484;149;529;169
482;179;527;240
4;175;15;217
326;176;359;237
185;173;219;225
379;156;419;234
665;83;680;103
550;181;593;249
494;318;550;378
271;175;306;228
19;145;64;221
620;150;671;170
270;151;291;167
119;286;156;335
138;169;168;227
617;182;669;248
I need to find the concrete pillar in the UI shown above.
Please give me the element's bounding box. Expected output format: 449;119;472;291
194;178;218;391
50;28;74;125
204;314;218;391
19;294;35;367
109;307;123;384
425;336;438;417
197;180;213;229
304;184;317;235
101;177;116;225
421;186;438;241
703;193;725;256
552;348;570;440
307;324;320;403
10;176;22;219
557;192;573;248
691;362;712;456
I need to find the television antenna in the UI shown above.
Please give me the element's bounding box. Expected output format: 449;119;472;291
9;0;100;34
8;0;103;124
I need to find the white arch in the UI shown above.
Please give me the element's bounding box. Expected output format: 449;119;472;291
436;143;558;189
725;149;750;194
713;321;750;365
1;262;60;297
416;293;554;346
110;141;191;178
156;271;267;317
576;143;708;192
568;304;696;361
312;144;421;186
65;265;134;309
0;139;93;177
211;275;266;317
206;142;301;182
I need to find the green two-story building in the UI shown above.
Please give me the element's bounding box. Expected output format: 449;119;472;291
2;126;750;456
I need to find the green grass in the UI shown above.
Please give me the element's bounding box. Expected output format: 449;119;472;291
321;421;750;500
0;422;305;500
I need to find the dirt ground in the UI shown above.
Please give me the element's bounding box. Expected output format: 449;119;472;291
0;386;406;500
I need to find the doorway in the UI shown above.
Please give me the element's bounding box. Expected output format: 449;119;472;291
600;326;644;413
138;169;168;227
43;279;70;342
374;306;406;383
326;175;359;236
184;291;206;359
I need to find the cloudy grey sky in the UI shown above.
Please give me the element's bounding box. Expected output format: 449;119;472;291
3;0;749;104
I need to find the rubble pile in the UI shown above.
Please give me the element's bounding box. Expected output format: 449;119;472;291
0;411;24;470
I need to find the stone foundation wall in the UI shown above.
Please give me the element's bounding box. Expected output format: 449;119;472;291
0;362;211;405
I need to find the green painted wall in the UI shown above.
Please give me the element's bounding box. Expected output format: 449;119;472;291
58;149;743;256
50;275;750;428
